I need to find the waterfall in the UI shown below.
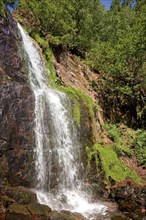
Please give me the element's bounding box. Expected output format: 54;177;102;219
18;24;107;219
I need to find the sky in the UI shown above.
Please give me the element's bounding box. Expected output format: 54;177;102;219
101;0;112;10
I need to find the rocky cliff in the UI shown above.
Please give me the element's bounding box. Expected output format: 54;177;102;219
0;11;35;187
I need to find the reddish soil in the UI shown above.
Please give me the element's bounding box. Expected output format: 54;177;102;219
121;156;146;181
54;51;98;100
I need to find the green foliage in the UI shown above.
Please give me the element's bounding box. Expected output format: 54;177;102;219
114;143;133;157
17;0;104;51
31;33;53;62
58;86;99;127
133;130;146;166
105;123;133;157
105;123;120;142
0;0;15;11
0;0;6;15
105;123;146;165
86;144;142;184
86;2;146;127
97;144;141;183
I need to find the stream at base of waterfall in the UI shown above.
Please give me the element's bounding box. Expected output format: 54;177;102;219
18;23;115;220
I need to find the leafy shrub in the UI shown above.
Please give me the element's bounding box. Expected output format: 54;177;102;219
105;123;133;157
105;123;120;142
133;130;146;166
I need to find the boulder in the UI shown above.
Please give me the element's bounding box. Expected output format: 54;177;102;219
27;203;51;216
6;203;51;220
50;210;86;220
110;183;146;220
0;186;37;207
6;204;31;220
111;214;131;220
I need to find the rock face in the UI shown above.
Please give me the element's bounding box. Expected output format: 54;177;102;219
49;210;86;220
0;203;5;220
5;204;86;220
110;182;146;220
0;186;37;207
6;203;51;220
0;11;35;187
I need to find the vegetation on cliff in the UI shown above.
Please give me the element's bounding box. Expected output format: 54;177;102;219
86;144;142;185
86;123;145;186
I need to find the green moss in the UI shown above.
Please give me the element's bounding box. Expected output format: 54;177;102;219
27;203;51;216
7;204;29;215
0;2;6;17
73;103;81;128
86;145;99;169
47;61;59;87
86;144;142;184
31;33;53;63
113;143;132;157
62;86;99;118
58;86;99;128
32;33;48;48
57;86;81;127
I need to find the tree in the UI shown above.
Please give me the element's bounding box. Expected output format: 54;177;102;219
110;0;121;11
87;0;146;128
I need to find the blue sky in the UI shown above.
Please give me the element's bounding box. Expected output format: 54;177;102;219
101;0;112;10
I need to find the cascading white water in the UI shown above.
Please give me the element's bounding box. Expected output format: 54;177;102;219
18;24;107;219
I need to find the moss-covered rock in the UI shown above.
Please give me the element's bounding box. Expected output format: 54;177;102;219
50;210;85;220
6;204;31;220
86;144;142;186
27;203;51;216
0;186;37;207
6;203;51;220
110;183;146;220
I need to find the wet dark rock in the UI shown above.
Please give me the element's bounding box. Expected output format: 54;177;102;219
5;203;51;220
0;83;35;187
50;210;86;220
0;186;37;207
6;204;31;220
0;11;35;187
0;203;5;220
27;203;51;216
110;183;146;220
111;213;131;220
0;11;27;84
